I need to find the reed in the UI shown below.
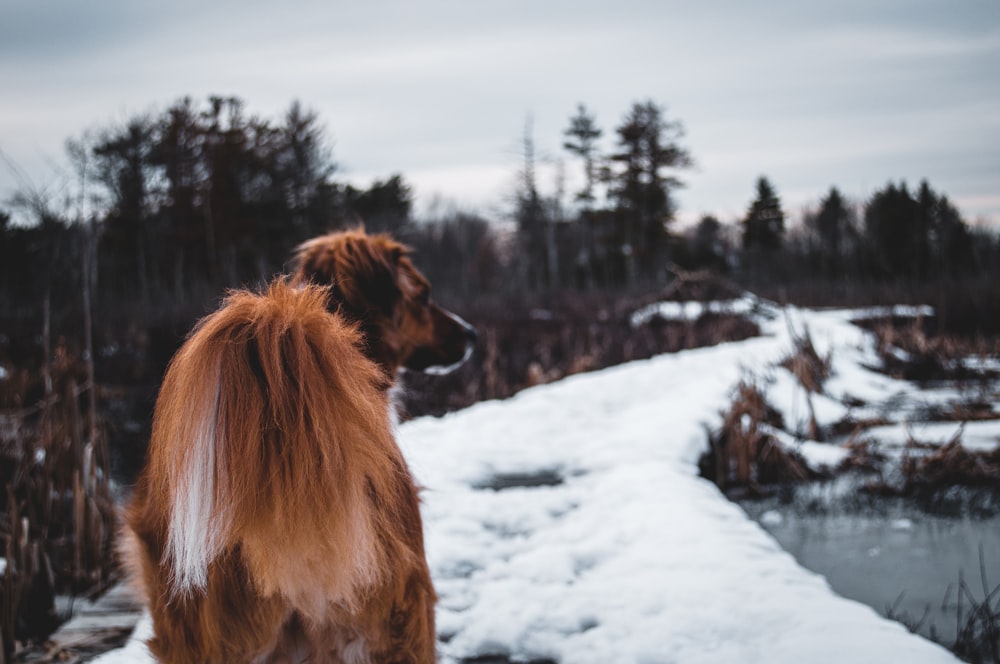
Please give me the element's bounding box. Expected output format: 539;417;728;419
699;379;813;494
779;322;832;440
950;545;1000;663
0;360;116;660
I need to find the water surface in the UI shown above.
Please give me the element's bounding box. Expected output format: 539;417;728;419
740;482;1000;647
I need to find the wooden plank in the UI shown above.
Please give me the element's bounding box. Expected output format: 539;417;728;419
40;584;143;662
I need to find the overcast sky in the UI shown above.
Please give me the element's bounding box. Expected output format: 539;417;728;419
2;0;998;227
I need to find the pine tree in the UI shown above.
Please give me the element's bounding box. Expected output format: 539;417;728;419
562;103;602;207
807;187;855;278
609;100;692;282
275;100;338;239
742;177;785;253
690;214;728;272
342;175;413;235
864;182;920;280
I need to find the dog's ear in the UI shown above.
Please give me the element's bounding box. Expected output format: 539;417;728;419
297;233;405;321
338;236;405;320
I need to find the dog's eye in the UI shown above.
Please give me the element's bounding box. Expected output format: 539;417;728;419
417;290;431;306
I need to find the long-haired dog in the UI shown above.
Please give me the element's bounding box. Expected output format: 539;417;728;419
123;230;476;663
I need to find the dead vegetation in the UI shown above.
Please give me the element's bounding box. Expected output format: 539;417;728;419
949;548;1000;664
780;324;832;395
700;380;815;495
660;267;746;302
833;427;1000;516
885;545;1000;664
719;310;1000;499
0;352;117;661
856;315;1000;385
401;290;761;419
837;436;890;476
902;437;1000;493
780;323;833;440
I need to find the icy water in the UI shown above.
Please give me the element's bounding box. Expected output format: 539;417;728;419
740;482;1000;648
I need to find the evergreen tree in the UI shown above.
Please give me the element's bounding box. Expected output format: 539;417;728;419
864;182;920;280
274;100;338;238
806;187;855;278
92;116;157;301
608;100;692;283
917;181;973;278
562;103;602;207
689;214;728;272
742;176;785;253
863;180;976;282
343;174;413;234
562;104;605;287
151;97;210;290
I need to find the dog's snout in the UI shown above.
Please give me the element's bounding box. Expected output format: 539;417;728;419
407;308;476;376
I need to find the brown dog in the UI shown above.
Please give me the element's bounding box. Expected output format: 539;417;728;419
123;230;475;662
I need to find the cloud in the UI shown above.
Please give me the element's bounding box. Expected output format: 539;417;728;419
1;0;998;224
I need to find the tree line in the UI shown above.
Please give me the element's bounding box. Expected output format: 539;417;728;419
2;94;999;374
516;102;997;292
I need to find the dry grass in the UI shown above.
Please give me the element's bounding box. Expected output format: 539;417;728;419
902;436;1000;493
400;295;761;419
780;324;832;395
661;267;745;302
0;360;117;660
780;323;833;440
913;545;1000;664
861;317;998;385
838;435;890;476
700;379;813;494
842;428;1000;503
950;548;1000;664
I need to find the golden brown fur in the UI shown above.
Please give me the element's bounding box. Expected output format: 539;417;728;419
124;230;474;663
290;229;475;377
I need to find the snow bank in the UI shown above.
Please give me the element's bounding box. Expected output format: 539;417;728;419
629;294;760;327
95;303;960;663
848;305;935;321
403;324;955;663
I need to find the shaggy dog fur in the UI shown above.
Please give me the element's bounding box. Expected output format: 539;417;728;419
123;230;475;663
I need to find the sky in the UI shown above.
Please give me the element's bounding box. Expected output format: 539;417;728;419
1;0;998;228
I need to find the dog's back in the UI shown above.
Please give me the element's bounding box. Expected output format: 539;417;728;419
123;281;435;663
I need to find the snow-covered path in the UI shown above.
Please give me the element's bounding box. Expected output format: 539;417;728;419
404;320;955;663
96;305;961;663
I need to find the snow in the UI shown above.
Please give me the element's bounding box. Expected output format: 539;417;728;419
629;294;760;327
95;613;154;662
862;420;1000;453
848;305;936;320
94;300;972;663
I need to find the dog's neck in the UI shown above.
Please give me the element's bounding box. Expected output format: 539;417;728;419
322;298;399;387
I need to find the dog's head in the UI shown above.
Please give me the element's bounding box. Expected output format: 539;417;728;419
290;229;477;378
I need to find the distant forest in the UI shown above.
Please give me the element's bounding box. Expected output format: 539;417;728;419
2;94;999;390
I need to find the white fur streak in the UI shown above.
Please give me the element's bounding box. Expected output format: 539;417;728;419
339;636;370;664
165;368;228;594
423;311;476;376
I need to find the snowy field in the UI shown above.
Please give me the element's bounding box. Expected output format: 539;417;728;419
97;299;980;663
